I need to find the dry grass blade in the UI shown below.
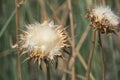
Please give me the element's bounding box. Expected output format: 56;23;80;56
115;0;120;10
67;0;75;80
94;0;97;5
46;0;66;24
69;26;90;68
102;0;106;6
69;25;95;79
77;52;95;80
63;69;85;80
0;10;15;38
39;0;47;21
0;48;16;57
76;26;90;52
86;30;96;80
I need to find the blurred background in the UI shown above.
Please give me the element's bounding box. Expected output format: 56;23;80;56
0;0;120;80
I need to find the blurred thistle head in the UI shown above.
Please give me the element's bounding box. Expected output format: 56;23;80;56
86;6;120;34
19;20;70;67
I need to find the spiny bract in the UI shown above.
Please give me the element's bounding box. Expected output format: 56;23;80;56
86;6;120;34
19;21;69;67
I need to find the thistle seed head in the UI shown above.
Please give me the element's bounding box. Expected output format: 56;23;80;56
19;21;69;66
86;6;120;34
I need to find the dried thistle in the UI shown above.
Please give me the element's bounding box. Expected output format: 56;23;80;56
19;21;69;67
86;6;120;34
84;6;120;80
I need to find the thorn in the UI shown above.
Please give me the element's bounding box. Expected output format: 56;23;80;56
62;47;71;55
39;63;42;70
23;57;31;63
38;57;41;66
11;43;18;48
54;57;58;69
20;29;29;35
33;58;37;63
103;27;107;34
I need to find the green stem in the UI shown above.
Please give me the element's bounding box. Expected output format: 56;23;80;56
0;10;15;38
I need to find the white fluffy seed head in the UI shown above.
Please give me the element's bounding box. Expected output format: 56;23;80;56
25;23;57;53
92;6;119;26
19;21;69;64
86;6;120;34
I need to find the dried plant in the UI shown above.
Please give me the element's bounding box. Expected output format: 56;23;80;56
86;6;120;34
85;6;120;80
19;20;69;67
1;0;120;80
19;20;70;80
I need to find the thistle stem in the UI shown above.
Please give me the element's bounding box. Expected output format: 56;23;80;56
98;32;105;80
46;63;50;80
86;30;96;80
15;0;22;80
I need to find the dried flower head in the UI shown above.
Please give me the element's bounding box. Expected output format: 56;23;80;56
86;6;120;34
19;21;69;67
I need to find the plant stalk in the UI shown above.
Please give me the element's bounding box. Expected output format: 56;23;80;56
46;63;50;80
98;32;105;80
86;30;96;80
15;0;22;80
